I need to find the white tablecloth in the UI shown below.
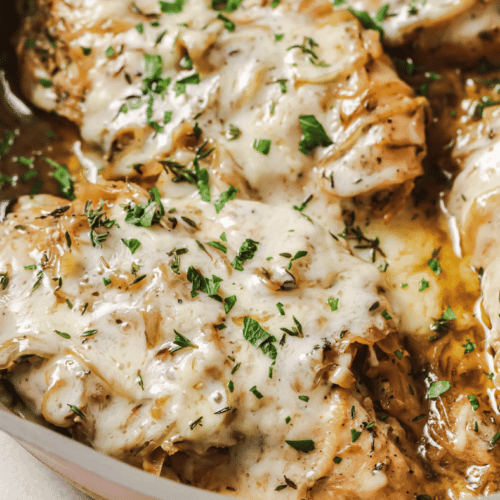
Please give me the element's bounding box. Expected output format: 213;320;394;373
0;430;93;500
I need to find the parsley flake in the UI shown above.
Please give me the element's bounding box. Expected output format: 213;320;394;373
285;440;315;453
298;115;333;154
427;380;451;399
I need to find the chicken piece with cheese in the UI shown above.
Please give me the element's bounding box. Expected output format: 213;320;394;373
333;0;500;65
0;181;431;499
16;0;426;215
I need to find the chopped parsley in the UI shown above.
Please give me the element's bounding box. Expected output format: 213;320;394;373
276;302;285;315
419;278;430;291
298;114;333;154
232;238;259;271
217;13;235;32
0;273;9;290
207;241;227;253
474;96;500;118
159;0;186;13
174;73;200;96
187;266;223;299
350;429;362;442
395;350;403;360
121;238;142;254
124;186;165;227
0;131;16;157
347;4;389;38
427;380;451;399
105;46;115;58
491;432;500;446
381;310;392;320
41;157;75;200
103;277;111;286
285;440;315;453
249;385;264;399
428;248;442;274
242;316;277;361
462;338;476;354
228;124;242;141
253;139;272;155
81;329;98;338
288;250;307;269
298;395;309;402
170;329;197;353
430;306;456;334
468;395;479;411
328;297;339;311
39;78;53;88
214;185;238;213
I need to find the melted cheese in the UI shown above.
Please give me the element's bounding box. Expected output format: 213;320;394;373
18;0;426;202
0;182;428;497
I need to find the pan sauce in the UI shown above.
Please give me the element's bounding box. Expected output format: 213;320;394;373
3;0;500;499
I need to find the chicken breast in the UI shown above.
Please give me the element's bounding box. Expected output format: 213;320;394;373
16;0;426;211
0;181;430;499
334;0;500;64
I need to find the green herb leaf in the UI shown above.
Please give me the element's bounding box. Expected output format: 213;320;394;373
253;139;272;155
381;310;392;320
351;429;362;442
124;186;165;227
159;0;186;13
347;6;385;37
214;185;238;213
173;73;200;95
232;238;259;271
276;302;285;315
217;13;235;31
170;329;197;353
419;278;430;291
228;124;242;141
121;238;142;254
105;46;115;58
288;250;307;269
224;295;237;313
39;78;53;88
298;115;333;154
285;440;315;453
428;247;442;274
67;404;85;419
249;385;264;399
427;380;451;399
468;395;479;411
462;338;476;354
55;329;71;339
207;241;227;253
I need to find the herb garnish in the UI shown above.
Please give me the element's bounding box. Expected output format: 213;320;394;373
84;201;117;248
232;238;259;270
124;186;165;227
170;329;197;353
298;115;333;154
67;404;85;419
427;380;451;399
285;440;315;453
214;185;238;213
249;386;264;399
160;0;186;13
243;316;278;361
430;306;456;334
468;395;479;411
